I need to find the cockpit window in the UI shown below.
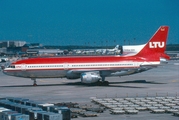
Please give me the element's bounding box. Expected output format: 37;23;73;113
8;66;15;68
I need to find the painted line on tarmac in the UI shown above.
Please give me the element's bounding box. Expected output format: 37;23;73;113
174;63;179;65
39;80;49;82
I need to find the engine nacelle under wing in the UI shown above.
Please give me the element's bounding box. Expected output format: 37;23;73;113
81;72;101;84
66;70;80;79
160;57;168;65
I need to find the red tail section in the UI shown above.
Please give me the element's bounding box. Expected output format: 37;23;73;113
136;26;169;59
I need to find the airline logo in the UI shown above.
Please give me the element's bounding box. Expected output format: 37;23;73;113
149;42;165;48
15;66;21;68
161;28;165;31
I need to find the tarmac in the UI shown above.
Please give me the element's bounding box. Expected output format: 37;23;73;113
0;60;179;120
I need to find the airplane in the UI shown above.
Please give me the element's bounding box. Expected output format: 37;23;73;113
73;45;120;55
95;45;120;54
0;57;9;62
107;45;120;52
3;26;170;86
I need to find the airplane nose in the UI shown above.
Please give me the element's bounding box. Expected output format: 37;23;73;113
2;69;7;75
2;69;12;76
2;66;10;75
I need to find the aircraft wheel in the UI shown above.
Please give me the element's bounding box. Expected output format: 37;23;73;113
32;78;37;86
102;81;109;86
96;81;109;86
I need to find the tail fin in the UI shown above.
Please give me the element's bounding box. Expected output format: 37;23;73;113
114;45;119;50
136;26;169;59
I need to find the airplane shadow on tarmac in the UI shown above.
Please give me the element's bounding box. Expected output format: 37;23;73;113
0;80;165;88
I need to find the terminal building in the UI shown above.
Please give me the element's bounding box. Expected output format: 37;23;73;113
0;41;26;48
26;49;64;56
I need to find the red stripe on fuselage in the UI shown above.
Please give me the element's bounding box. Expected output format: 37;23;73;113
12;56;155;65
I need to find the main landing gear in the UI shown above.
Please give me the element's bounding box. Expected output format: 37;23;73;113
101;81;109;86
96;76;109;86
95;81;109;86
31;78;37;86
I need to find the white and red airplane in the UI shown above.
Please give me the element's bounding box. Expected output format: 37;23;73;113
3;26;170;86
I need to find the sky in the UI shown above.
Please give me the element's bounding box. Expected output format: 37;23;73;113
0;0;179;46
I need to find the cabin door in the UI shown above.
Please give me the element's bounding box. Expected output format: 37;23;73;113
63;63;68;70
21;64;26;71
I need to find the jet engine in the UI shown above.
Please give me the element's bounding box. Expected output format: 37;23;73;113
160;57;168;64
81;72;101;84
66;70;80;79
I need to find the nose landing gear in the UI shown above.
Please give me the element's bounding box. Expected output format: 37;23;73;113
31;78;37;86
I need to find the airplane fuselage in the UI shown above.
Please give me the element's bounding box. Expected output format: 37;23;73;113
3;55;159;79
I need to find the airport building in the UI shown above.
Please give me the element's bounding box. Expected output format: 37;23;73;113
0;48;6;54
26;49;64;56
0;41;26;48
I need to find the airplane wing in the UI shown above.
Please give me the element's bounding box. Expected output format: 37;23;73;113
68;67;140;74
68;68;110;74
